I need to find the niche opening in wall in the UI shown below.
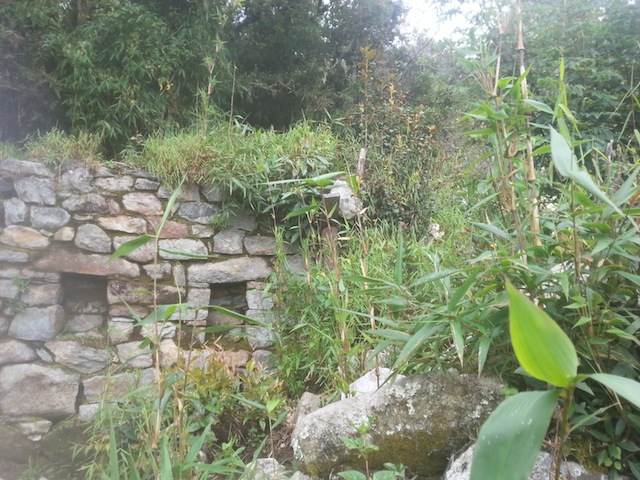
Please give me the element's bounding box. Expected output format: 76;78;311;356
61;273;108;334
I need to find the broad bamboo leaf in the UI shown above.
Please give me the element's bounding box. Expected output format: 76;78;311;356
451;320;465;367
470;390;560;480
111;234;154;259
571;171;623;216
447;270;479;312
393;322;442;368
409;269;457;288
524;99;554;115
394;231;404;285
589;373;640;410
470;221;511;240
209;306;267;326
283;205;317;220
550;127;578;177
507;281;578;387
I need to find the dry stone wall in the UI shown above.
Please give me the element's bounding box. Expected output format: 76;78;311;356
0;158;293;432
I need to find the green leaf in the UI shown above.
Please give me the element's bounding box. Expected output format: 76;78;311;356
447;270;479;312
588;373;640;410
393;322;442;368
507;281;578;387
470;390;560;480
524;99;554;115
409;269;457;288
283;205;317;220
337;471;367;480
470;221;511;240
111;234;154;259
451;321;465;367
550;126;578;177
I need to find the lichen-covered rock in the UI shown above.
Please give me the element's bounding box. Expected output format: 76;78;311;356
30;206;71;230
8;305;65;341
44;340;111;374
75;224;112;253
291;371;503;478
0;225;49;250
0;363;80;419
35;248;140;277
188;257;272;284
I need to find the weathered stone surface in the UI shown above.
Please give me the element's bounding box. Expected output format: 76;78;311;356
107;317;135;344
21;282;63;306
349;368;402;396
0;418;38;462
34;248;140;277
228;210;258;231
116;341;153;368
39;418;91;465
147;217;189;238
0;267;19;278
202;183;228;203
0;363;79;418
109;303;148;318
177;201;218;224
45;341;111;374
192;224;214;238
134;178;160;190
15;418;52;441
8;305;65;341
3;197;26;225
83;369;156;403
246;289;274;310
252;349;275;369
75;224;112;253
62;193;109;213
214;229;245;254
0;159;53;178
188;257;273;284
171;286;210;322
122;192;163;215
107;198;121;214
0;278;19;299
113;235;157;262
158;238;208;259
59;168;93;193
158;182;201;201
94;175;134;191
291;371;503;478
54;226;75;241
30;206;71;230
0;339;38;365
143;262;172;280
209;309;244;327
19;268;61;282
0;248;29;262
107;280;183;305
14;176;56;205
443;445;608;480
0;316;9;335
323;180;363;220
246;326;275;349
97;215;147;234
159;339;180;367
65;314;104;333
245;458;288;480
141;322;176;342
0;225;49;250
244;236;281;255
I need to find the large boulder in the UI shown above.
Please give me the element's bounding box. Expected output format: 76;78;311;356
291;371;503;479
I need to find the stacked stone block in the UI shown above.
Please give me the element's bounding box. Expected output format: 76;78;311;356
0;158;292;445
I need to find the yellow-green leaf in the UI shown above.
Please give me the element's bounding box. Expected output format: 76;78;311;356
507;281;578;387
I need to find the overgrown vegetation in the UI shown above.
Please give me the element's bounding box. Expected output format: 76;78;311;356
2;0;640;478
